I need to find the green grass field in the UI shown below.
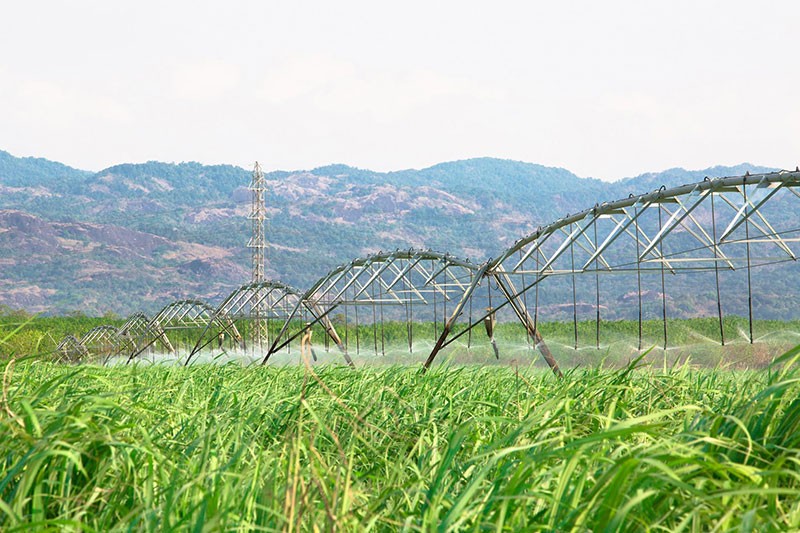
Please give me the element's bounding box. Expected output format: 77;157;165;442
3;309;800;369
2;346;800;531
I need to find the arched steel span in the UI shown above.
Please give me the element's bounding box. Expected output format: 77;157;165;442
152;299;226;329
491;169;800;274
55;335;88;363
120;312;174;353
261;249;513;368
184;280;309;365
81;325;131;363
126;299;242;362
56;325;132;364
120;312;151;335
57;168;800;372
421;168;800;368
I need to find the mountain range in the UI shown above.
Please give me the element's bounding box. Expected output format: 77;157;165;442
0;149;786;316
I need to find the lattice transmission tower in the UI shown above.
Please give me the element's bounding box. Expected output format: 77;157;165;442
247;162;268;350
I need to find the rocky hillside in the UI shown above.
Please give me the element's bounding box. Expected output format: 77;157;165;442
0;149;787;316
0;210;246;312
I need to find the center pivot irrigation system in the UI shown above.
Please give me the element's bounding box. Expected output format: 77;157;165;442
57;168;800;373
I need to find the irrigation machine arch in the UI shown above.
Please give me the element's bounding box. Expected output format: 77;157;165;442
449;169;800;363
81;325;132;363
125;299;242;362
258;249;536;369
55;335;89;363
185;280;308;365
55;168;800;372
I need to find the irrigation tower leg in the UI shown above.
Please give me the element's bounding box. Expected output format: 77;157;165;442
492;269;563;378
263;302;354;367
424;264;489;370
316;310;354;367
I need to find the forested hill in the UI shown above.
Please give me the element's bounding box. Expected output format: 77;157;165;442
0;150;91;189
0;149;781;314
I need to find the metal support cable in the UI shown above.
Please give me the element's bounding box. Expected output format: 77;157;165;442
744;186;755;344
442;271;448;348
534;249;540;335
433;261;439;341
408;276;414;353
354;292;360;354
594;217;601;349
379;276;386;356
570;223;579;350
467;283;473;349
343;290;349;350
403;274;412;353
634;206;643;351
711;191;725;346
371;281;378;356
520;249;531;349
659;207;668;350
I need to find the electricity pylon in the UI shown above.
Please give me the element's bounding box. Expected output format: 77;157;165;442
247;162;268;350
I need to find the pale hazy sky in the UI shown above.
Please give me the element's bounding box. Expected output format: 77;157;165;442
1;1;798;180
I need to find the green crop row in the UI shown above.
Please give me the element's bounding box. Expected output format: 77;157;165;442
3;310;800;369
1;345;800;530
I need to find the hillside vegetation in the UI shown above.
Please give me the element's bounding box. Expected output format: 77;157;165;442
0;149;790;317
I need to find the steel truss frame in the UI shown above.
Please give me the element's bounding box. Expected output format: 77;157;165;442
185;280;307;365
57;168;800;374
119;312;174;354
55;335;89;363
490;171;800;277
126;299;242;362
56;325;133;363
467;169;800;356
259;249;489;368
81;325;131;363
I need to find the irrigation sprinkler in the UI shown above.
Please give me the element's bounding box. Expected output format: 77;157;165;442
53;168;800;371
